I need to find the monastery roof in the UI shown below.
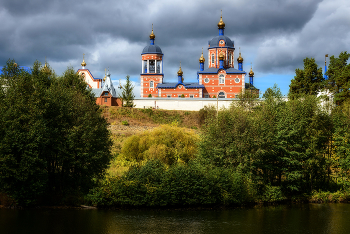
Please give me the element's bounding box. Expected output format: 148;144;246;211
142;45;163;54
198;67;246;74
157;82;205;89
208;35;234;48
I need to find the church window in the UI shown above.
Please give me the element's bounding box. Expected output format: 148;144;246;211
211;54;215;64
156;61;161;73
144;61;147;73
219;74;225;84
104;98;107;102
229;53;232;65
150;81;154;88
204;78;209;83
204;94;209;98
149;60;155;73
104;92;109;96
235;78;240;83
190;95;194;98
167;95;171;98
218;92;225;98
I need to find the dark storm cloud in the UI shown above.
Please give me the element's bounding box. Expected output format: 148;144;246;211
0;0;348;96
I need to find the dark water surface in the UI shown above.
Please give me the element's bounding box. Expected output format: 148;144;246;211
1;203;350;234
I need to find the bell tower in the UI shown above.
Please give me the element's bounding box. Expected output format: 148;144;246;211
140;25;164;97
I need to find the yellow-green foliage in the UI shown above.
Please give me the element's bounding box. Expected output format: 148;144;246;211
120;125;199;165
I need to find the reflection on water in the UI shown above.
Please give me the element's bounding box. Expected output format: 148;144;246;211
1;204;350;234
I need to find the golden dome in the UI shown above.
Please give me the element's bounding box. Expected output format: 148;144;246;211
41;57;51;74
218;11;225;29
219;52;225;60
150;24;155;39
237;53;243;63
81;53;86;67
177;63;183;76
199;48;205;63
103;69;107;82
249;67;254;76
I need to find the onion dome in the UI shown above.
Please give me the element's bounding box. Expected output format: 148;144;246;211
237;53;243;63
249;67;254;76
177;63;183;76
42;63;50;74
199;48;205;63
81;54;86;67
219;52;225;60
218;11;225;29
41;57;51;74
103;68;107;82
150;24;155;39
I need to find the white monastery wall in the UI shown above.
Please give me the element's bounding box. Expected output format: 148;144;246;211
133;98;236;111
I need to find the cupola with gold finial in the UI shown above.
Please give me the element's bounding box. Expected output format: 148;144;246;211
218;10;225;35
199;48;205;63
219;52;225;69
237;47;244;71
177;62;183;83
150;24;155;45
249;66;254;77
42;57;51;75
249;64;255;86
81;53;86;68
103;68;107;82
219;52;225;61
199;48;205;71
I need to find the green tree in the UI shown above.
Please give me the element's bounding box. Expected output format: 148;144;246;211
0;60;112;206
326;51;350;105
121;75;135;107
289;57;324;98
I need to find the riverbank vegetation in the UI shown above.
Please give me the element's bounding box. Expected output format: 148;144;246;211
1;52;350;208
89;89;350;207
0;60;112;207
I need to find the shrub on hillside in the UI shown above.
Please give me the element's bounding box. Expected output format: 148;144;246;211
119;125;199;165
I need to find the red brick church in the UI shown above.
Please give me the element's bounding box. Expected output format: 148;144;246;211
140;14;256;98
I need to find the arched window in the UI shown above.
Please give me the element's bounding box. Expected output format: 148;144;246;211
150;81;154;88
219;74;225;84
218;92;225;98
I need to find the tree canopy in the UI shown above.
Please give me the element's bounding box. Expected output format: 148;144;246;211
289;57;324;98
121;75;135;107
0;60;112;206
326;51;350;105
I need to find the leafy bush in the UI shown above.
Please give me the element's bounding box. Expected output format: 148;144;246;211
121;120;129;126
119;125;199;165
88;160;252;207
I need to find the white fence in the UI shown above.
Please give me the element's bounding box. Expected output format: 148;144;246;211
133;98;237;111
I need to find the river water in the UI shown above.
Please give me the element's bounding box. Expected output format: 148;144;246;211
1;203;350;234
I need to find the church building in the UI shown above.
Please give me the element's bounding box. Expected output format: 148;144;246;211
140;14;256;98
77;57;121;106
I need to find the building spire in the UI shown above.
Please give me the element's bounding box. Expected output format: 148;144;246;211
324;54;328;80
150;24;155;45
218;10;225;35
103;68;107;82
81;53;86;68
